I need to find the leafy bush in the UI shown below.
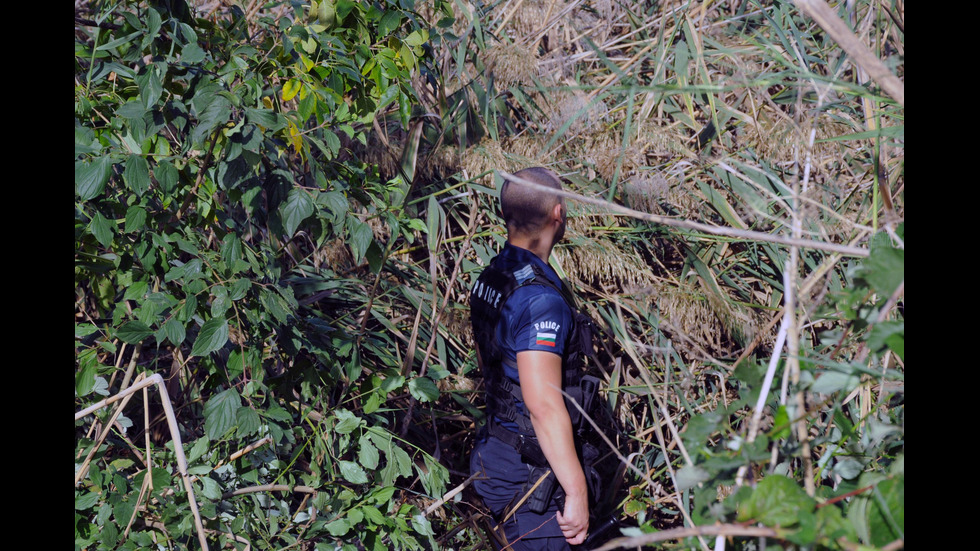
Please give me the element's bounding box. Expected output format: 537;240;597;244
76;0;903;549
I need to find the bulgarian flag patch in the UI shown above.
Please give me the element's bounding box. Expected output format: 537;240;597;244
535;332;557;347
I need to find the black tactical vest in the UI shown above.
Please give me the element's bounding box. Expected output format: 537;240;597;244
470;255;596;436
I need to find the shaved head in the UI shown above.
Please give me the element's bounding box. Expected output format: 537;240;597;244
500;167;564;235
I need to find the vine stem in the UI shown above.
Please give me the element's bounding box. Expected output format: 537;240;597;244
75;373;210;551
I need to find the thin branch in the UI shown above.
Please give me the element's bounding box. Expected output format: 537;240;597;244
221;484;317;498
497;171;869;257
175;130;221;221
594;523;780;551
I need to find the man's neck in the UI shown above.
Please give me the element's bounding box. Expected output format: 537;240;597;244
507;234;553;264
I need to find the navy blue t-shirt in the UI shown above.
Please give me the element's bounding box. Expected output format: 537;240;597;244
495;244;572;378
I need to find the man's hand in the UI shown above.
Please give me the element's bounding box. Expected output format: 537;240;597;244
556;490;589;544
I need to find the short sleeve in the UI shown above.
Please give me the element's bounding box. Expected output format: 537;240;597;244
507;286;572;356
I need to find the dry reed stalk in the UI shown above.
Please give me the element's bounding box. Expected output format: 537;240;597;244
499;469;553;526
124;468;152;538
75;373;210;551
75;372;144;485
424;471;482;516
794;0;904;106
608;299;709;551
120;341;142;392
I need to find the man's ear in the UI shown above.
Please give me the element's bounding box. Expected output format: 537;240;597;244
551;201;563;222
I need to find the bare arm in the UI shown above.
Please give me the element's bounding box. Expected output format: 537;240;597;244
517;350;589;544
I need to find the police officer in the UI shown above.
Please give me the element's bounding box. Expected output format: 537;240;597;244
469;167;591;549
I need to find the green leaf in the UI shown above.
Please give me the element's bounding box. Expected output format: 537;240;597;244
188;436;210;464
348;219;374;263
404;29;428;47
123;281;148;301
868;321;904;357
137;63;164;109
244;107;286;132
76;363;97;396
123;155;151;195
868;476;904;545
155;161;179;193
181;42;206;64
124;205;147;233
358;434;379;469
76;157;113;201
162;318;186;345
334;409;362;434
192;96;231;146
280;188;314;237
833;458;864;480
117;321;153;344
89;211;116;248
325;517;350;537
392;444;412;478
771;405;791;439
191;317;229;357
203;388;241;439
815;502;856;543
738;474;815;527
378;10;402;36
324;129;341;157
817;125;904;142
361;505;386;526
116;100;146;119
236;407;261;438
426;196;443;252
408;376;439;402
675;464;710;492
75;323;99;338
370;486;395;505
338;460;369;484
75;491;101;510
860;242;904;298
811;371;860;395
199;477;222;500
411;513;434;537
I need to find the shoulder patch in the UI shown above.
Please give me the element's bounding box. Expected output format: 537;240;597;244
513;264;535;285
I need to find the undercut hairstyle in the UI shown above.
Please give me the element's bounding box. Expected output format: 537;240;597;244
500;167;563;234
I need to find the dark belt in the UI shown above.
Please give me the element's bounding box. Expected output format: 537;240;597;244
486;418;548;466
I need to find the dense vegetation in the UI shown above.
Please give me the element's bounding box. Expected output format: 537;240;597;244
75;0;904;549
